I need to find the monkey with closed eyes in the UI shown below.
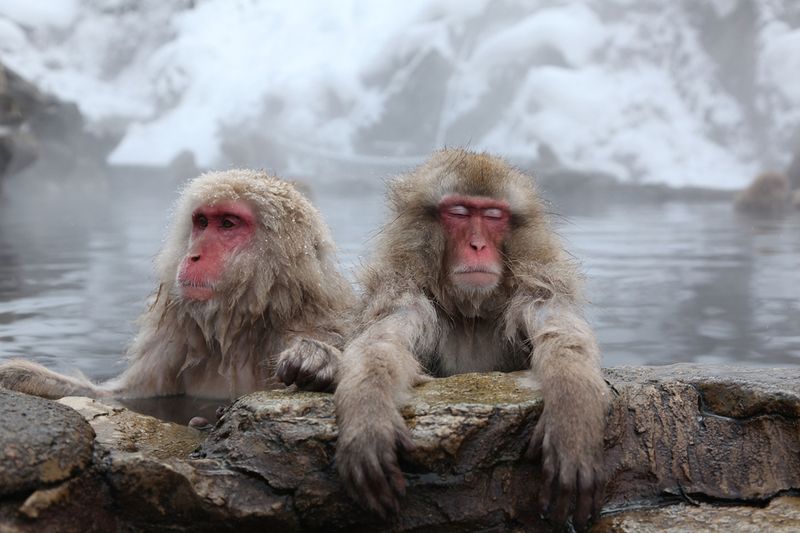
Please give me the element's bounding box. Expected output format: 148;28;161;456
334;149;610;529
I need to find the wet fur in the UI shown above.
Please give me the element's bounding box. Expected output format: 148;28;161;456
0;170;353;399
335;149;610;528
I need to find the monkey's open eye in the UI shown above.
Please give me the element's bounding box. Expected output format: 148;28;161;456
446;205;470;217
196;214;209;228
483;208;504;219
220;216;239;229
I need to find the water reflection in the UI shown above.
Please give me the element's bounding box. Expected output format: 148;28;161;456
565;203;800;366
0;172;798;401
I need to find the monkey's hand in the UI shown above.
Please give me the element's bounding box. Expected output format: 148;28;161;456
275;337;340;392
528;377;608;531
335;407;414;518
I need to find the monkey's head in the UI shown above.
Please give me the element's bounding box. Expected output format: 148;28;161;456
377;149;560;311
748;172;790;198
175;198;256;302
157;170;345;324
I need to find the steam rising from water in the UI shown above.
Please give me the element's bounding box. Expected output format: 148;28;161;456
1;171;799;380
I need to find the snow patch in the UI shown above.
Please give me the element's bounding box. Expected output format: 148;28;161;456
0;1;798;188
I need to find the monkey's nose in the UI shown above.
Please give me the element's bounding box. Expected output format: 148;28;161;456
190;254;201;262
470;240;487;251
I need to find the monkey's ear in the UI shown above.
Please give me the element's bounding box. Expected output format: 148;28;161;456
423;204;439;219
509;212;528;229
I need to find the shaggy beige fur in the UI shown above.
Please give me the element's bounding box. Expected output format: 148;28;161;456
335;149;609;528
0;170;353;399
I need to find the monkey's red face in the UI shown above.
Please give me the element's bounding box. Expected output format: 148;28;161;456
439;194;510;291
177;201;256;301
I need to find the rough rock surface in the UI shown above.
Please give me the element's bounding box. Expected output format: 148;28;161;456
200;373;544;531
1;364;800;532
59;396;205;460
593;496;800;533
0;389;94;497
604;366;800;508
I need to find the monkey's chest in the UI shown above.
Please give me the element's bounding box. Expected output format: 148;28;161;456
178;362;266;398
435;320;522;376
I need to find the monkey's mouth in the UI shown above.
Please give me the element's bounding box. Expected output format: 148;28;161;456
452;266;501;289
179;280;216;301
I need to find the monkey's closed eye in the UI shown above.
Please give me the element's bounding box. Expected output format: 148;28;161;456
446;205;469;217
483;208;504;219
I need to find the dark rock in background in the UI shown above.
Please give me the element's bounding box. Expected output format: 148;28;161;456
734;171;791;214
788;147;800;191
0;62;117;185
534;166;735;216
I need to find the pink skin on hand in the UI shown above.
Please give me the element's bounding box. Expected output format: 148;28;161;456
177;201;256;301
438;194;510;289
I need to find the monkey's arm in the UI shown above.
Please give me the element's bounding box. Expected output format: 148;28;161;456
334;294;438;517
511;293;610;529
0;312;186;400
0;359;103;399
103;310;189;398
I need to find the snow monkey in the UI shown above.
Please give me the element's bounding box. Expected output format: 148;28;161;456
0;169;353;399
734;171;791;214
334;149;610;529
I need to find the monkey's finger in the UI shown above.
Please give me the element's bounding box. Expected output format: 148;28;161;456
537;443;557;512
376;482;402;518
370;478;400;518
362;455;400;516
395;428;417;454
350;458;392;517
373;442;407;514
411;373;433;386
309;374;336;392
293;367;316;389
526;420;545;462
549;467;575;527
343;466;364;502
383;456;407;499
573;468;594;532
591;466;607;521
342;472;383;516
298;366;336;392
362;487;387;518
275;357;299;385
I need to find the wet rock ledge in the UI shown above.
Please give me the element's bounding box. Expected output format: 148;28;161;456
1;364;800;532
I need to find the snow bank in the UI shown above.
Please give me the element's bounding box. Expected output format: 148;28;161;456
0;0;797;188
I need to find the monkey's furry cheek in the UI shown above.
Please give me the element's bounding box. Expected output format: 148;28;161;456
275;338;340;392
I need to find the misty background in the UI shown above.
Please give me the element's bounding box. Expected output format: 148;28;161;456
0;0;799;380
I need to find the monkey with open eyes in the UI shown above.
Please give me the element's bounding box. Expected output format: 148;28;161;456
0;169;353;399
334;149;610;529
